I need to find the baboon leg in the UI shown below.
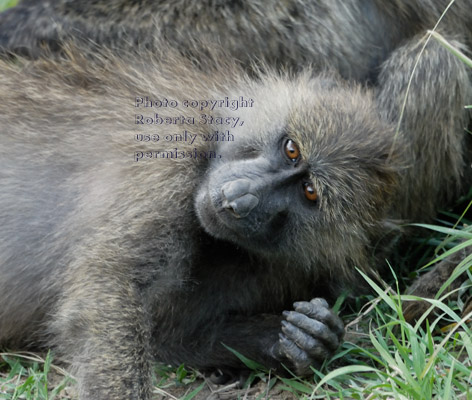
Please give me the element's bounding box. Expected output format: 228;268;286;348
52;266;153;400
403;246;471;323
376;32;471;221
376;32;472;323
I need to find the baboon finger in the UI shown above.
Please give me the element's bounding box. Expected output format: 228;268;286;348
283;311;340;350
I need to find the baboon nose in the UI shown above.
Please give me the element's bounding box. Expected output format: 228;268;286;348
222;194;259;218
221;180;259;218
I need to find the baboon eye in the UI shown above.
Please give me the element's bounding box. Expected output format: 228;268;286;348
284;139;300;161
303;182;318;201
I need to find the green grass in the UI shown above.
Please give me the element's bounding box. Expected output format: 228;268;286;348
0;0;18;12
0;352;73;399
1;247;471;399
148;225;472;399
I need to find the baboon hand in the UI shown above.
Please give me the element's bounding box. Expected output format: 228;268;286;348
278;298;344;375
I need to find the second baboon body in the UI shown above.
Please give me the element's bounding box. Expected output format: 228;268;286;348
1;0;472;81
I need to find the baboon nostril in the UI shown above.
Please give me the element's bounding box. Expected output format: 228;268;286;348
221;179;259;218
222;193;259;218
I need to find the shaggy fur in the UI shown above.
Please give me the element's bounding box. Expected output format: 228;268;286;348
0;0;471;81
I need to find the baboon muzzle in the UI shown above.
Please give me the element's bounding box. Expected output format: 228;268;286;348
221;179;259;218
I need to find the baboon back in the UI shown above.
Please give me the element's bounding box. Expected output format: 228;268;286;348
1;0;471;81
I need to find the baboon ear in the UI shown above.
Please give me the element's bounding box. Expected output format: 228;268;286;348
366;148;402;208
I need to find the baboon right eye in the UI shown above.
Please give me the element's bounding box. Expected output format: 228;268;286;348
303;182;318;202
284;139;300;162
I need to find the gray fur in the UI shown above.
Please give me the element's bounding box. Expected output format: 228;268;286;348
1;0;472;81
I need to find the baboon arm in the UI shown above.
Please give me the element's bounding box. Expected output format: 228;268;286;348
375;31;471;221
156;299;344;377
376;32;472;324
52;267;153;400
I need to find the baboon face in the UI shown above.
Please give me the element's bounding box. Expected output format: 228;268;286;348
195;133;316;250
195;77;398;261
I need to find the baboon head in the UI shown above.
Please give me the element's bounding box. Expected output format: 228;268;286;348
195;74;400;268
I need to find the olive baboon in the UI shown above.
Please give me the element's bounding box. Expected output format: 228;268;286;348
1;0;472;82
1;1;471;316
0;28;470;398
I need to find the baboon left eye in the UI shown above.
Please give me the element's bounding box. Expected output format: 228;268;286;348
284;139;300;161
303;182;318;201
